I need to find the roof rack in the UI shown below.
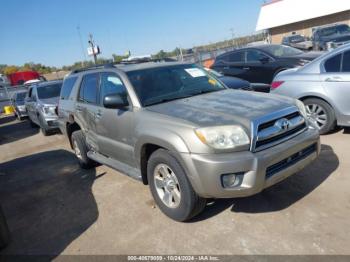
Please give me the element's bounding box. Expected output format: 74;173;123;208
69;57;178;74
70;63;115;74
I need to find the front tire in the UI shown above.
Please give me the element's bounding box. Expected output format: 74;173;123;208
303;98;336;135
29;117;37;128
147;149;206;222
71;130;96;169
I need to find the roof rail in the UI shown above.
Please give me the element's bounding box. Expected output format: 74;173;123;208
70;58;178;74
70;63;115;74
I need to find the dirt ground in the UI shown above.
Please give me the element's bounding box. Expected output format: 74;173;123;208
0;115;349;256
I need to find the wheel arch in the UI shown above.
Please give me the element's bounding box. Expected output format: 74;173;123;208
298;94;338;124
66;120;82;148
135;133;190;185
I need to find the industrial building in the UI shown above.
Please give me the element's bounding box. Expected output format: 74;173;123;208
256;0;350;44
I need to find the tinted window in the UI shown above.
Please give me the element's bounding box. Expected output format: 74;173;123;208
246;50;268;62
37;83;62;99
127;64;225;106
99;73;127;105
289;35;305;43
61;77;77;100
228;51;244;62
79;74;99;104
342;51;350;72
324;54;342;72
260;45;303;57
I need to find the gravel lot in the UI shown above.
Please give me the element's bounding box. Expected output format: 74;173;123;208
0;115;349;256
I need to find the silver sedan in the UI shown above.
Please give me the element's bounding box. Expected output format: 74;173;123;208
271;43;350;134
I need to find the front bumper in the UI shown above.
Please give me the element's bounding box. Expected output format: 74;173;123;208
179;127;320;198
41;115;60;130
16;108;28;117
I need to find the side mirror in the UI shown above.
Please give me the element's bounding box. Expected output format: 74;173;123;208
103;94;129;109
259;57;270;64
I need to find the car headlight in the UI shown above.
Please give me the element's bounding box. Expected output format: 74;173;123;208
195;125;250;150
43;106;56;115
298;59;309;66
17;105;26;111
296;99;307;118
326;42;335;50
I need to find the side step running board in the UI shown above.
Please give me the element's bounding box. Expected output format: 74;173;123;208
87;151;142;181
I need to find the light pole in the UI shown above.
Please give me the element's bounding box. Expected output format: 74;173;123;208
88;34;98;65
77;26;87;67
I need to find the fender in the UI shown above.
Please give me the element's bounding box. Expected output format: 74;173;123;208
134;127;190;165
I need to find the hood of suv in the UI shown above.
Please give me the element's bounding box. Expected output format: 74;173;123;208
40;96;59;106
146;89;296;131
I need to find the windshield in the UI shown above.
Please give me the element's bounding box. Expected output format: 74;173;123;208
289;35;305;43
261;45;303;57
127;64;226;106
37;83;62;99
319;25;350;37
16;92;26;101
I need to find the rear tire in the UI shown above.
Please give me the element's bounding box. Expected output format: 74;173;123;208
303;98;336;135
41;127;50;136
147;149;207;222
71;130;96;169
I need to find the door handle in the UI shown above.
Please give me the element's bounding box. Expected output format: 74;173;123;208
223;66;229;70
325;76;343;82
243;67;250;70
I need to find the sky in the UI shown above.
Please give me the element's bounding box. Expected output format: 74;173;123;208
0;0;264;67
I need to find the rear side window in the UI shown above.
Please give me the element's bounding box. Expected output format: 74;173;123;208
61;77;77;100
78;73;99;104
246;50;268;62
324;54;341;72
228;51;244;62
342;51;350;72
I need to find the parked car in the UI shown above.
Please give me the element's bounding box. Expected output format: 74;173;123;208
312;24;350;51
11;91;28;120
205;68;253;91
206;68;271;93
271;43;350;134
58;62;320;221
25;80;63;135
0;74;11;88
211;44;322;85
282;34;313;51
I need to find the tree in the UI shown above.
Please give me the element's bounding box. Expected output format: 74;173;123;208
3;66;19;75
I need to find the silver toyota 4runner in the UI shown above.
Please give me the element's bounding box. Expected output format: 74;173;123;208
58;62;320;221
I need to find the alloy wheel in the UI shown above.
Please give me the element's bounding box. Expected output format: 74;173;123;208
153;164;181;208
305;103;328;130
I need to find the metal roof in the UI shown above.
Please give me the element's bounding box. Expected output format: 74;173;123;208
256;0;350;31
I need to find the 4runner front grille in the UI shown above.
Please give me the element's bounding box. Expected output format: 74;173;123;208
251;108;308;152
